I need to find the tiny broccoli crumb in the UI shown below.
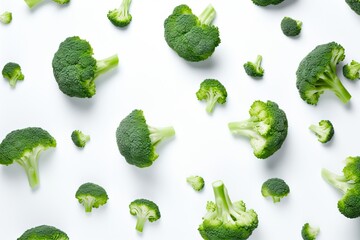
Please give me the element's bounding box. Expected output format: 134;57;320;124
187;176;205;191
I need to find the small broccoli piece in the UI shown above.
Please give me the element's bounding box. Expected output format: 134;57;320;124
196;79;227;114
243;55;264;78
116;109;175;168
0;11;12;24
0;127;56;188
24;0;70;9
107;0;132;27
198;180;258;240
343;60;360;80
346;0;360;15
2;62;24;88
71;130;90;148
164;4;221;62
296;42;351;105
187;176;205;191
18;225;69;240
261;178;290;203
129;199;161;232
301;223;320;240
281;17;302;37
228;100;288;159
251;0;284;6
309;120;334;143
322;156;360;218
75;182;108;212
52;36;119;98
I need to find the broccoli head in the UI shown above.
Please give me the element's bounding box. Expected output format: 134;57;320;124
71;130;90;148
24;0;70;9
0;127;56;189
228;100;288;159
0;11;12;24
196;79;227;114
52;36;119;98
187;175;205;191
281;17;302;37
343;60;360;80
198;180;259;240
164;4;221;62
309;120;334;143
2;62;24;88
296;42;351;105
116;109;175;168
251;0;284;6
346;0;360;15
301;223;320;240
243;55;264;78
261;178;290;203
18;225;69;240
129;198;161;232
75;182;108;212
107;0;132;27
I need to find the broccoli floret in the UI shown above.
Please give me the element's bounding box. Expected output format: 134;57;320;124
301;223;320;240
243;55;264;78
164;4;221;62
296;42;351;105
196;79;227;114
343;60;360;80
75;182;108;212
52;36;119;98
261;178;290;203
116;109;175;168
198;180;258;240
18;225;69;240
24;0;70;9
2;62;24;88
187;176;205;191
228;100;288;159
107;0;132;27
281;17;302;37
71;130;90;148
346;0;360;15
129;198;161;232
0;11;12;24
322;156;360;218
0;127;56;189
309;120;334;143
251;0;284;6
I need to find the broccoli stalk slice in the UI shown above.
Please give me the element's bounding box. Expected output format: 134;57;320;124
321;168;350;193
24;0;43;8
94;55;119;78
148;126;175;147
205;89;223;113
0;12;12;24
198;4;216;25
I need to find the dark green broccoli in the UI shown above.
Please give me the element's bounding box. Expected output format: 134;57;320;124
18;225;69;240
107;0;132;27
281;17;302;37
2;62;24;88
343;60;360;80
0;11;12;24
0;127;56;189
187;176;205;191
322;156;360;218
261;178;290;203
251;0;284;6
198;180;259;240
228;100;288;159
301;223;320;240
71;130;90;148
243;55;264;78
296;42;351;105
52;36;119;98
129;199;161;232
196;79;227;114
24;0;70;9
346;0;360;15
116;109;175;168
164;4;220;62
75;182;109;212
309;120;334;143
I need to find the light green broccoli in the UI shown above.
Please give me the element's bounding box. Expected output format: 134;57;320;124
281;17;302;37
0;11;12;24
75;182;109;212
18;225;69;240
71;130;90;148
261;178;290;203
196;79;227;114
301;223;320;240
187;176;205;191
24;0;70;9
343;60;360;80
129;198;161;232
2;62;24;88
108;0;132;27
243;55;264;78
309;120;334;143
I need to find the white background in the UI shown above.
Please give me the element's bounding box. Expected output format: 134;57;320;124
1;0;360;239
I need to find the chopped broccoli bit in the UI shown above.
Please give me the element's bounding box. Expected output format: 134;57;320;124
187;176;205;191
261;178;290;203
346;0;360;15
281;17;302;37
251;0;284;6
108;0;132;27
75;182;108;212
129;198;161;232
301;223;320;240
71;130;90;148
18;225;69;240
343;60;360;80
24;0;70;9
2;62;24;88
309;120;334;143
243;55;264;78
0;11;12;24
196;79;227;113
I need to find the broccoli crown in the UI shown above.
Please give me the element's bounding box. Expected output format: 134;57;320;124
301;223;320;240
309;120;334;143
280;17;302;37
164;4;221;62
261;178;290;203
251;0;284;6
196;79;227;113
2;62;25;88
52;36;119;98
187;175;205;191
75;182;108;212
296;42;351;105
18;225;69;240
116;109;175;168
0;127;56;188
243;55;264;78
107;0;132;27
24;0;70;9
0;11;12;24
71;130;90;148
228;100;288;159
343;60;360;80
346;0;360;15
198;180;258;240
129;198;161;232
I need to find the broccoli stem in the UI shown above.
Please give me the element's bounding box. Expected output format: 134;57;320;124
255;55;262;71
118;0;132;16
148;126;175;147
206;90;222;113
135;216;147;232
9;71;23;88
83;197;96;212
212;180;232;221
24;0;44;8
228;118;263;140
198;4;216;25
309;125;326;138
321;168;349;193
95;55;119;78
